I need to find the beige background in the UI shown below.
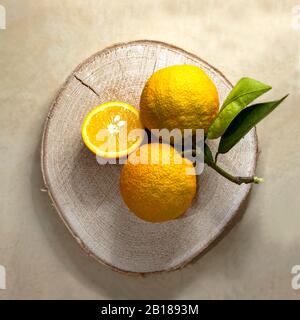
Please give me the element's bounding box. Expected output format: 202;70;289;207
0;0;300;299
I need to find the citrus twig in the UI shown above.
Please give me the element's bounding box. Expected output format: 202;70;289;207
214;152;219;163
207;161;264;185
184;145;264;185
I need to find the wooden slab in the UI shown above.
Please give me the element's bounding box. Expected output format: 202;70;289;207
41;40;257;274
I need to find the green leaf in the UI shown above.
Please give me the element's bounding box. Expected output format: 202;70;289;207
207;77;272;139
218;95;288;154
204;143;214;165
220;78;272;111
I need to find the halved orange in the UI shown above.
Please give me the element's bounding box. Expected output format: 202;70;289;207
82;101;145;158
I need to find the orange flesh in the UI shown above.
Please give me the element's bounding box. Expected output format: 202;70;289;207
82;102;144;158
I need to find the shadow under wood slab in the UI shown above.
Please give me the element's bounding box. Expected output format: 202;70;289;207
41;40;257;274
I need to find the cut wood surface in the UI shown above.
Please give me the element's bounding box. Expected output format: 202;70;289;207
41;40;257;274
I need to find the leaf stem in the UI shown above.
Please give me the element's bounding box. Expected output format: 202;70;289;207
214;152;219;163
207;161;264;185
185;144;264;185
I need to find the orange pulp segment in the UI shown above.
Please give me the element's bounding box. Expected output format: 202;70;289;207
81;101;144;158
